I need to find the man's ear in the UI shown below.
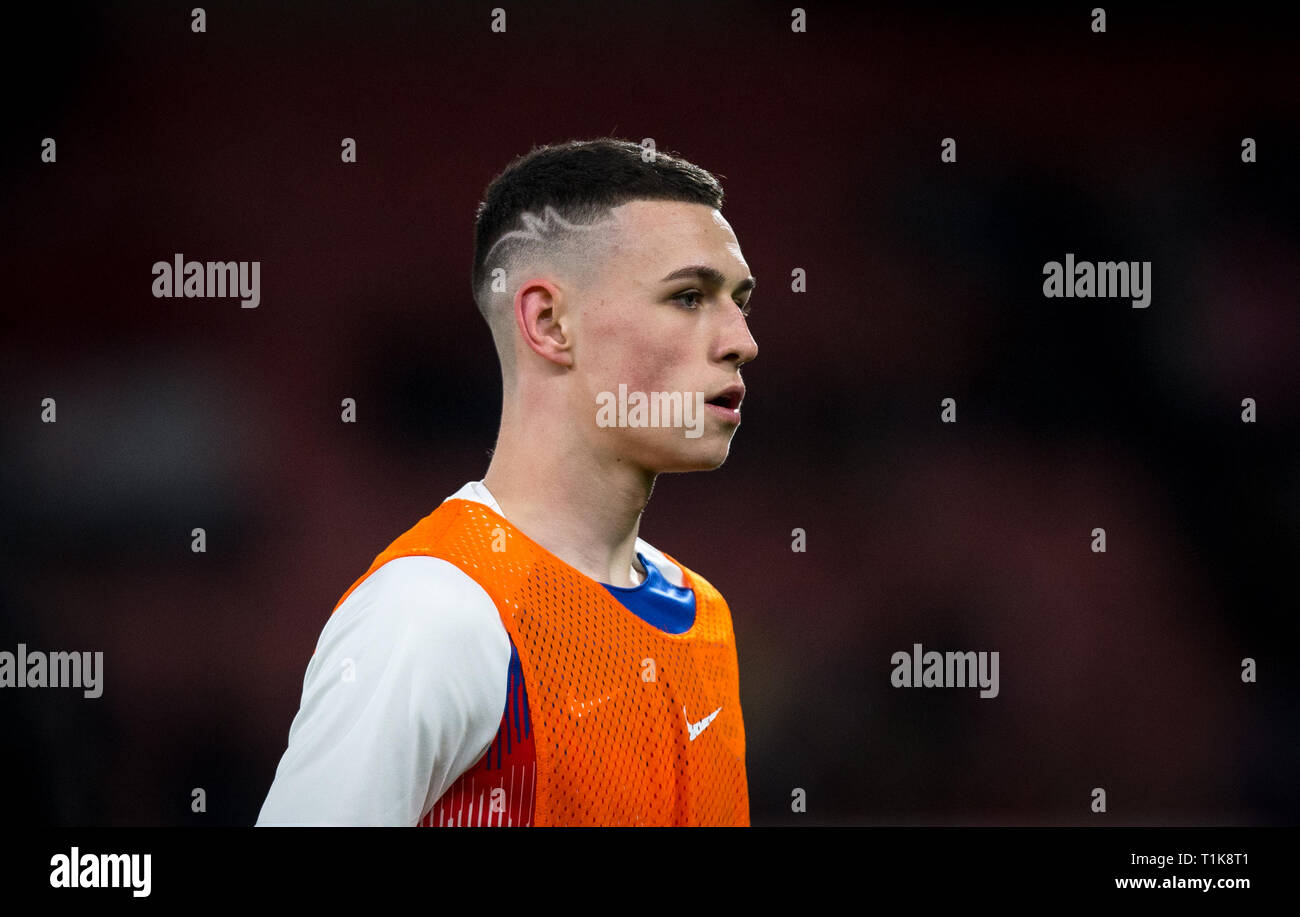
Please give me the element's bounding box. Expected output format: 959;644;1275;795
514;277;574;367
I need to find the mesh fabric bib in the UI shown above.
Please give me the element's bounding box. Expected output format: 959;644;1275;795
332;498;749;826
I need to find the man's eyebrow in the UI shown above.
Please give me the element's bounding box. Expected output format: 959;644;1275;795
659;265;756;295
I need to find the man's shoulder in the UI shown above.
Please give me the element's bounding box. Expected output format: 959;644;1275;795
327;554;507;648
330;478;499;625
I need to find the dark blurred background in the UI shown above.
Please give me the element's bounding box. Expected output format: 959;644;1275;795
2;1;1296;826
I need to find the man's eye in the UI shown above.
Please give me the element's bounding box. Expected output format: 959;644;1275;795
737;299;752;317
673;290;704;310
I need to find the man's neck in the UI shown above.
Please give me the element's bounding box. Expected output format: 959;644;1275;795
482;411;654;589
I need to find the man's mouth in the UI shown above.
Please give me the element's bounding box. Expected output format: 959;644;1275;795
704;385;745;412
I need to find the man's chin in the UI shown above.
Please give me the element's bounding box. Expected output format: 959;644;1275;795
649;442;734;473
607;428;738;474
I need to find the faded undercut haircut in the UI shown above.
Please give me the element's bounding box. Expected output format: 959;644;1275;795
470;138;725;367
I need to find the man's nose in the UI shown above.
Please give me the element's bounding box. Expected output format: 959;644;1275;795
716;305;758;366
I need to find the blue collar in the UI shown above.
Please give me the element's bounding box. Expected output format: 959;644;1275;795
600;552;696;634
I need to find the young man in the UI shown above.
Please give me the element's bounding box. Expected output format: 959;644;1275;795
257;138;758;826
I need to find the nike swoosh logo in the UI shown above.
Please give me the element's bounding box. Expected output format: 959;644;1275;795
684;705;722;741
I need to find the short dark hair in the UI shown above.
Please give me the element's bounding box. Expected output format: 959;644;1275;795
470;138;725;317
